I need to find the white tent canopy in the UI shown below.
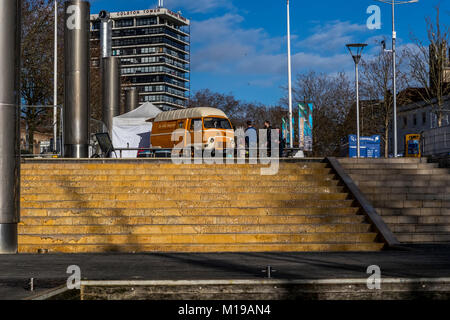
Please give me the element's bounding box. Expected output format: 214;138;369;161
112;102;162;158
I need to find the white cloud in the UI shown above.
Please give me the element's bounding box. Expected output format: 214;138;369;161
191;14;283;73
190;15;357;80
297;20;367;52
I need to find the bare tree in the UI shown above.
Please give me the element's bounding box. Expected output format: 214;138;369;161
90;41;102;121
21;0;64;153
284;71;354;156
189;89;287;129
359;42;408;157
189;89;245;127
405;6;450;127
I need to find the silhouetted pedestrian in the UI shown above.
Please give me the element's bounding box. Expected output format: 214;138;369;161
245;120;257;157
264;120;273;156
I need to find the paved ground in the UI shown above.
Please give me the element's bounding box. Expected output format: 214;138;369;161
1;244;450;299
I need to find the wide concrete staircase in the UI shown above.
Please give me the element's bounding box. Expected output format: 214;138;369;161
339;158;450;243
19;161;384;253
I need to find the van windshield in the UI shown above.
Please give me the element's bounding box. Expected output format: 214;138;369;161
203;118;232;129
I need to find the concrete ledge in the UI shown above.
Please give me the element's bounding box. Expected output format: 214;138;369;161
18;277;450;300
326;157;399;247
81;277;450;286
25;285;77;300
79;278;450;300
21;158;325;164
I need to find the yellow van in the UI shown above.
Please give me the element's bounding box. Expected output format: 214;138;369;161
150;107;235;152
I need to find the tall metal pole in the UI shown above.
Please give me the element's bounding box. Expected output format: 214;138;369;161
53;0;58;153
99;11;112;59
391;2;398;157
0;0;21;254
64;0;91;158
356;63;361;158
102;57;121;137
287;0;294;148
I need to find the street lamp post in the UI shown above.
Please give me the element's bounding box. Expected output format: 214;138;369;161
286;0;294;149
346;43;368;158
376;0;419;157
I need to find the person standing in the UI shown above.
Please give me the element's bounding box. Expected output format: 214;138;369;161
264;120;273;156
275;127;284;158
245;120;257;158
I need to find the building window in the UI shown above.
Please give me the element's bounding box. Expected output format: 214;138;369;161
402;116;407;129
92;21;100;30
413;114;417;127
422;112;426;125
430;112;439;128
115;19;134;28
136;17;157;26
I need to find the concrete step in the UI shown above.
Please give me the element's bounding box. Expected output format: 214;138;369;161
357;180;450;187
346;168;450;175
21;180;343;188
20;207;361;217
365;193;450;201
20;215;367;226
376;207;450;216
396;233;450;243
372;200;450;209
19;223;372;235
349;174;450;181
389;224;450;233
359;186;450;194
21;174;339;182
338;158;424;164
21;186;348;195
20;192;351;202
20;168;335;176
18;232;378;245
18;242;385;253
340;163;439;170
339;157;450;244
21;162;330;169
20;199;357;209
383;215;450;224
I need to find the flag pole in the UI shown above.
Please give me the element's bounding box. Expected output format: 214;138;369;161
287;0;294;149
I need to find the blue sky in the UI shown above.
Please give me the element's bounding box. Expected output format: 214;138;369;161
90;0;450;106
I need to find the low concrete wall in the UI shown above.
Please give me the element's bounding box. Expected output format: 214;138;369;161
79;279;450;300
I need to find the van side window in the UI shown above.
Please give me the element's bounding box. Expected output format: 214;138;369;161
190;118;202;131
